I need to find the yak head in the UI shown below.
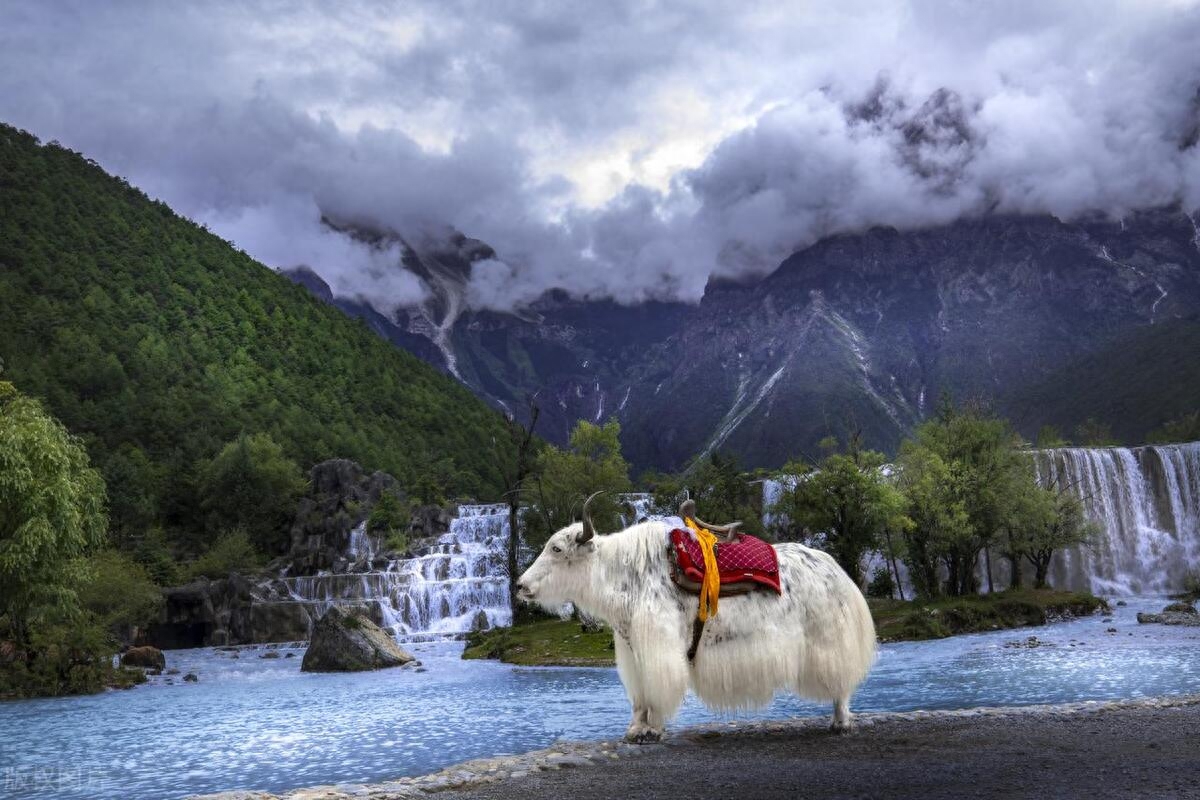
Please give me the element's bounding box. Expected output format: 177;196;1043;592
516;491;604;612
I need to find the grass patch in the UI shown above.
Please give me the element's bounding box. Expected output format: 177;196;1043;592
870;589;1108;642
463;618;616;666
465;590;1107;666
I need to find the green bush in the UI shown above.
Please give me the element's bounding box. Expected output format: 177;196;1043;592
0;613;144;700
867;567;896;599
183;529;263;582
78;551;163;637
368;491;411;536
383;531;409;554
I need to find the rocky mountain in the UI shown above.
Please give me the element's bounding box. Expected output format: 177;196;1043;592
287;208;1200;472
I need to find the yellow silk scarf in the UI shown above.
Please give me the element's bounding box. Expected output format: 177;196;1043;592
684;517;720;622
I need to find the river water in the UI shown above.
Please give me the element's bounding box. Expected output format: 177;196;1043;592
2;597;1198;800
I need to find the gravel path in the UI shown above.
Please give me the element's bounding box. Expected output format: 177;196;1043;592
192;696;1200;800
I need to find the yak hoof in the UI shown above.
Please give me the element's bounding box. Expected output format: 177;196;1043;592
829;720;854;735
624;727;663;744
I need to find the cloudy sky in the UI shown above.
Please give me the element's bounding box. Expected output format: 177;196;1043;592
3;1;1199;312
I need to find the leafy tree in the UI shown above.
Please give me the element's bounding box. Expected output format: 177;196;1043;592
686;453;766;537
773;437;906;585
1035;425;1068;448
0;382;107;643
183;529;264;582
1009;483;1098;588
1074;418;1119;447
896;442;972;599
525;420;631;546
198;433;306;555
900;400;1029;595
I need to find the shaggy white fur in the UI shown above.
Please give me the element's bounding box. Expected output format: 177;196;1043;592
517;520;877;742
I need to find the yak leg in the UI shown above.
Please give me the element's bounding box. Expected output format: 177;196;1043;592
614;629;685;743
831;696;853;733
615;634;658;743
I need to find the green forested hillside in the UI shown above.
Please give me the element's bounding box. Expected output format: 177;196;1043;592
0;123;510;551
1001;318;1200;446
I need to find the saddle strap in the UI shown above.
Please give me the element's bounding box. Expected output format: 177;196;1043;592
687;617;705;662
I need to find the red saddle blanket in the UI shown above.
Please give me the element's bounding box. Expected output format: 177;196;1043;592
669;529;782;594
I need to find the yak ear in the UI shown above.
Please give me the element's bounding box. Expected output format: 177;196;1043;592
577;490;604;544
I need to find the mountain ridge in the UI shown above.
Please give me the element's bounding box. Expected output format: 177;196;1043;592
288;207;1200;471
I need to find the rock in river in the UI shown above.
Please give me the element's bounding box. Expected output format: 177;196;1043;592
121;646;166;670
301;606;415;672
1136;601;1200;627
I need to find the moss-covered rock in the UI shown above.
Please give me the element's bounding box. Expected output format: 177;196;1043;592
300;606;414;672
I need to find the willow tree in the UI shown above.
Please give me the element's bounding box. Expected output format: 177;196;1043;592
0;382;107;644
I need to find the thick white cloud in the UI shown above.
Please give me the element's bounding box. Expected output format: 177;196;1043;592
1;0;1197;312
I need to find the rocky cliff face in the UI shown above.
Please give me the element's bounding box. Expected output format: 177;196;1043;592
287;208;1200;470
145;459;455;648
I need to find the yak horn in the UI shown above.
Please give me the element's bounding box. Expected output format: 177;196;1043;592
578;490;605;544
679;499;742;539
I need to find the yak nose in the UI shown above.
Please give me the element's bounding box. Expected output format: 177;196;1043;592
516;581;533;600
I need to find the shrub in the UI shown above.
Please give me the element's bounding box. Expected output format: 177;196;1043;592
867;567;896;598
77;551;163;637
383;531;409;554
0;613;142;700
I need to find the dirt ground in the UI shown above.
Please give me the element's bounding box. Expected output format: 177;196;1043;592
440;702;1200;800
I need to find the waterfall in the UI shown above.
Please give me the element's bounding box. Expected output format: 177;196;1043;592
761;475;801;531
272;504;513;642
619;493;655;526
344;521;377;561
1034;442;1200;594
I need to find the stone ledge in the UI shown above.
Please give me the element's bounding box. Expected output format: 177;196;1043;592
187;694;1200;800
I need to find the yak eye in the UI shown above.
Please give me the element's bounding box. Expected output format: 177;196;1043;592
552;545;563;553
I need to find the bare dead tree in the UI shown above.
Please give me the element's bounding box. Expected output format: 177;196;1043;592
492;395;540;614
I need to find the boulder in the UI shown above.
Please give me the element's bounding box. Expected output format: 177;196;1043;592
1136;609;1200;627
121;646;166;670
248;601;314;643
1162;601;1197;615
301;606;415;672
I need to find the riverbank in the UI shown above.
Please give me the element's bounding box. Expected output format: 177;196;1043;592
189;694;1200;800
463;589;1106;666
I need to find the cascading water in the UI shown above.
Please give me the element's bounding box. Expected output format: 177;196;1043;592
273;504;513;642
760;445;1200;597
760;476;800;531
619;493;656;526
1034;442;1200;594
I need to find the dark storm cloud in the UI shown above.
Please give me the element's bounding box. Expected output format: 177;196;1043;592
1;1;1198;313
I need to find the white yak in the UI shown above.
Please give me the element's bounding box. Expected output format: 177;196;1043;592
516;497;877;743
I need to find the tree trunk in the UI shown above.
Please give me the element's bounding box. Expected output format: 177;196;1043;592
984;547;995;594
883;528;904;601
506;503;521;614
1008;553;1023;589
1034;556;1050;589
